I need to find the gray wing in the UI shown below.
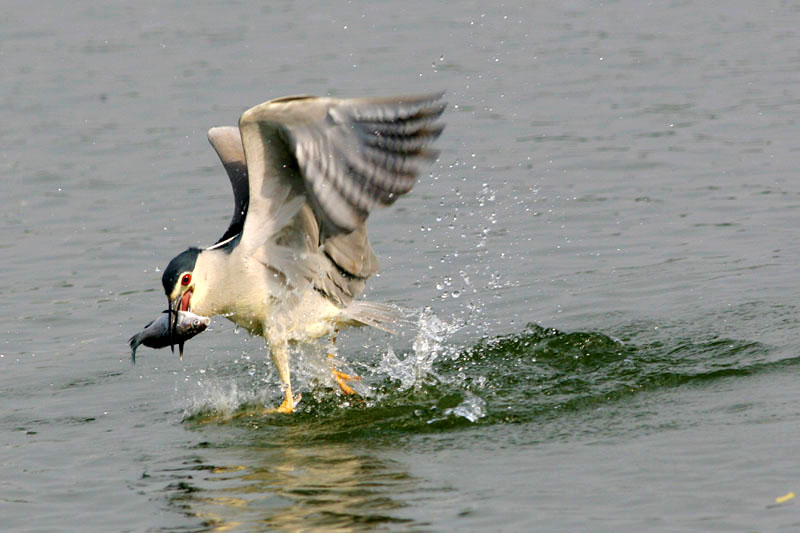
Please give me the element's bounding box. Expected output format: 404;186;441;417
207;127;250;246
236;92;445;300
238;92;446;236
208;122;378;301
319;222;379;304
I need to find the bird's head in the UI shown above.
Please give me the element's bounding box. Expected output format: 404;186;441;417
162;247;201;352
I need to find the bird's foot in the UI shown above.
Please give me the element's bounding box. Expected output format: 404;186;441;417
332;367;362;395
327;352;361;395
269;392;302;414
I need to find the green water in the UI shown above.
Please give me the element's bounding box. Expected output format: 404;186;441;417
186;317;777;435
161;312;794;530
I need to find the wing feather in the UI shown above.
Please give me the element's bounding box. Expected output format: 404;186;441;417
207;127;250;245
240;92;446;235
235;92;445;301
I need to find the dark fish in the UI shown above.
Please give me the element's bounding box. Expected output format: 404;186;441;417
129;310;210;364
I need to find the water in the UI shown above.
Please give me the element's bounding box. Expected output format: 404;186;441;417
3;1;800;530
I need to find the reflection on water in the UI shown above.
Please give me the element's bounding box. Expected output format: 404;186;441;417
158;440;420;531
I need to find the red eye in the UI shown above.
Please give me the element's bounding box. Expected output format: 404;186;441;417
181;273;192;286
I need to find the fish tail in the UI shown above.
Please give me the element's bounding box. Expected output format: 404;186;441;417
128;334;141;365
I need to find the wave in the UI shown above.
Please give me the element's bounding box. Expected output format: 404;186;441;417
181;310;787;442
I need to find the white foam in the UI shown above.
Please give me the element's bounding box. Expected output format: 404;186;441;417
442;391;487;423
182;379;270;420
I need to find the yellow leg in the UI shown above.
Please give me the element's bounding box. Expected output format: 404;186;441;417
269;340;301;413
328;329;361;394
331;365;362;395
275;387;302;413
327;331;361;395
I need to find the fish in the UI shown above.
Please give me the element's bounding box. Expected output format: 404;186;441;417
129;310;210;364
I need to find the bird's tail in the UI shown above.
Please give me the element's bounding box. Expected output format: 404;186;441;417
343;301;407;334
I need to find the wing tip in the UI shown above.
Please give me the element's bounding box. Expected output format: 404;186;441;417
208;126;244;159
396;90;447;105
208;125;237;139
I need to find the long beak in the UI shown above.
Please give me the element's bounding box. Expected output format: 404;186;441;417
168;297;179;353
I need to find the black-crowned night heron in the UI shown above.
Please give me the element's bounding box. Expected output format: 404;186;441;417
161;93;445;413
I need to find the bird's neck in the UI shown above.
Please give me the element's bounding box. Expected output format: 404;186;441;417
191;247;273;335
189;248;231;318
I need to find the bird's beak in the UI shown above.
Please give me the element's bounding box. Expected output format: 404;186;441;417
168;288;193;355
168;297;179;354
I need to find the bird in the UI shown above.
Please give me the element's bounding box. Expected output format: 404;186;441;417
160;92;446;413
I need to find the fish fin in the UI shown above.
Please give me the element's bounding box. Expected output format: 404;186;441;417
179;341;185;360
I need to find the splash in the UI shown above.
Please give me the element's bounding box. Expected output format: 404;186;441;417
179;316;779;438
183;379;268;420
180;343;344;421
375;307;462;391
429;391;487;424
180;307;480;422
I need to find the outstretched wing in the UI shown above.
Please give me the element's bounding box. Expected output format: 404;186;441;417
238;92;446;237
206;124;375;304
207;126;249;247
236;92;445;300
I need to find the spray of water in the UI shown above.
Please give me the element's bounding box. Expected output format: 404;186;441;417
181;307;488;424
